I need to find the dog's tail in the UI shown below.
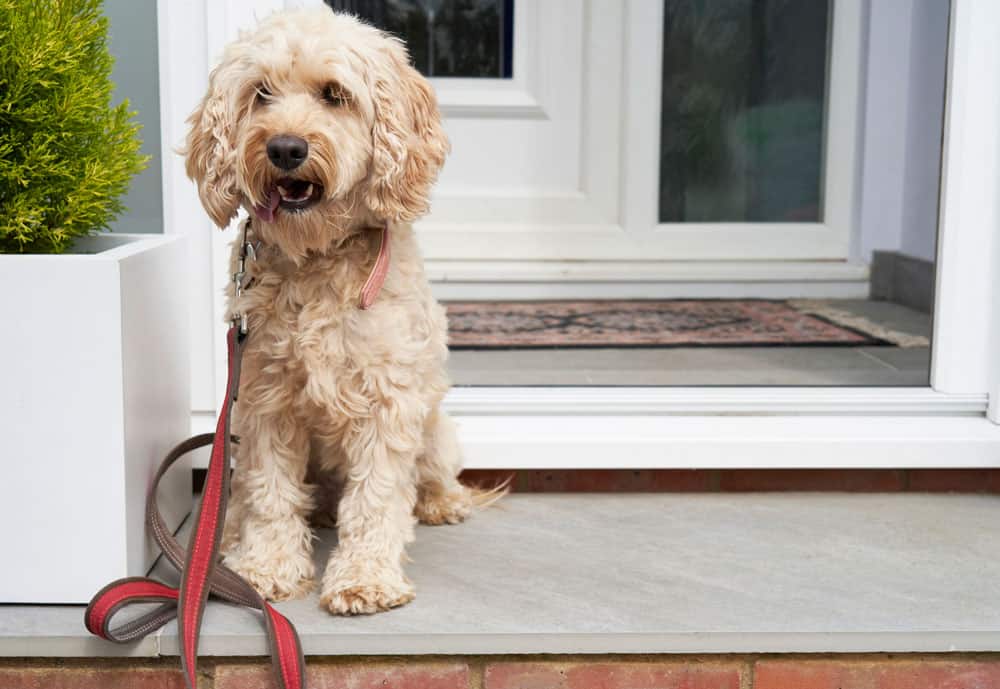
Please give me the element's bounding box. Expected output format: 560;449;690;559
467;476;513;511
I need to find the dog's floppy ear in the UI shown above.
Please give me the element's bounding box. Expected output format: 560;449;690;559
184;59;243;229
364;40;449;223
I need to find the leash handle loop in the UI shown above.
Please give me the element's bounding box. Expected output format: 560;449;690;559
84;326;305;689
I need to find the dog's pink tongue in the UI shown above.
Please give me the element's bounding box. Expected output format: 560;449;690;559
254;190;280;222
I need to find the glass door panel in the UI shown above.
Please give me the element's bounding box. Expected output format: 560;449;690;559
659;0;830;223
325;0;515;78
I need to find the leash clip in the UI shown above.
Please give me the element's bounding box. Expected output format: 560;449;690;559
231;220;257;335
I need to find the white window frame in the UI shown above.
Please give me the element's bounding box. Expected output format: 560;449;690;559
430;2;545;120
621;0;863;261
158;0;1000;469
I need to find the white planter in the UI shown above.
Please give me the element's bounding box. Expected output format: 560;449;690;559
0;234;191;603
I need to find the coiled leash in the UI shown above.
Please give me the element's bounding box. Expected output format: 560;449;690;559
85;219;391;689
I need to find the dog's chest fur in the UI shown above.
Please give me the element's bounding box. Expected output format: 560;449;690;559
227;224;450;433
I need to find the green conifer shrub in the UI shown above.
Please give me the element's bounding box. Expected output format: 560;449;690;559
0;0;148;253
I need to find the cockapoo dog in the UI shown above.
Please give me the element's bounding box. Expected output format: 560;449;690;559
183;8;493;615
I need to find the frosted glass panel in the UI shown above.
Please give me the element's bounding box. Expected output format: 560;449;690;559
658;0;830;223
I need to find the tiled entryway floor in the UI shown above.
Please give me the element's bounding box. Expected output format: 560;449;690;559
448;300;931;386
4;493;1000;656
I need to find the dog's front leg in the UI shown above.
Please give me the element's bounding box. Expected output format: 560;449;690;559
320;398;421;615
222;414;316;601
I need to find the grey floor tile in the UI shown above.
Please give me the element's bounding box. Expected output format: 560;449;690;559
151;494;1000;656
449;347;929;386
0;605;158;657
859;346;933;375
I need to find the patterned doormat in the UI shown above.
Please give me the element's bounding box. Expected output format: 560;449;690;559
444;299;891;349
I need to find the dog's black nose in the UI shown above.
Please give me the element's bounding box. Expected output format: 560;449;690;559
266;134;309;170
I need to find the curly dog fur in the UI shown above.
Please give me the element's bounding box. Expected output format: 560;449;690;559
183;8;483;615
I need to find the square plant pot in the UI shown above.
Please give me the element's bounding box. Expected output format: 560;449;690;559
0;234;191;603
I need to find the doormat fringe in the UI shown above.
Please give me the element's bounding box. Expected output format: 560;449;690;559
788;300;931;348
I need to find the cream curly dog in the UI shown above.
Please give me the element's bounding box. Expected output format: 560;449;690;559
183;8;492;615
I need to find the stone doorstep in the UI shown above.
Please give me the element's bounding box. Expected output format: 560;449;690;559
4;494;1000;660
3;655;1000;689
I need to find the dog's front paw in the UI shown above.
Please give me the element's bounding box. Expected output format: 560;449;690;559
320;557;414;615
223;551;315;602
414;488;472;525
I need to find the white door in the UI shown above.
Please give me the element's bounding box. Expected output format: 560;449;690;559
416;1;863;269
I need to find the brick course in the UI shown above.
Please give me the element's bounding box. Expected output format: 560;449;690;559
0;666;185;689
755;658;1000;689
4;655;1000;689
485;661;742;689
214;661;469;689
459;469;1000;493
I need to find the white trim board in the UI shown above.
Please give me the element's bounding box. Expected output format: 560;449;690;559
431;282;870;300
193;387;983;427
427;260;871;300
443;388;986;417
425;261;870;283
189;389;995;470
456;415;1000;469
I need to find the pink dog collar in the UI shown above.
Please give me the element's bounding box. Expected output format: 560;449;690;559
359;226;390;310
236;218;390;312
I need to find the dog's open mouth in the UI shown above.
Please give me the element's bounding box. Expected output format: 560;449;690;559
255;177;324;221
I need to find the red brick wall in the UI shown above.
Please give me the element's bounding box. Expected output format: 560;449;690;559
460;469;1000;493
5;655;1000;689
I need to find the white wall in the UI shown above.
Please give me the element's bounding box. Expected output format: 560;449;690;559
900;0;950;262
105;0;163;235
858;0;949;264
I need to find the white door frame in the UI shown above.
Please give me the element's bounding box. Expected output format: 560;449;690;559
160;0;1000;469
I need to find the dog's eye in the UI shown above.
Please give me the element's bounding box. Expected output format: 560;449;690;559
322;83;348;107
254;84;273;106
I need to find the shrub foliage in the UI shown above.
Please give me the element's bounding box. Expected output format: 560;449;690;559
0;0;148;253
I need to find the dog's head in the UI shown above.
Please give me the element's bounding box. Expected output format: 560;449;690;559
183;9;448;254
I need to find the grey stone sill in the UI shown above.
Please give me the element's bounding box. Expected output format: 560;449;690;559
3;494;1000;657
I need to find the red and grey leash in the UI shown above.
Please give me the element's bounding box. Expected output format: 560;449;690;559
84;220;391;689
85;325;305;689
86;220;308;689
